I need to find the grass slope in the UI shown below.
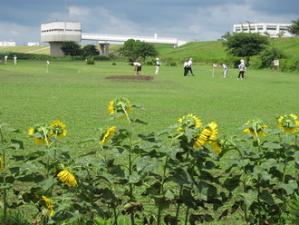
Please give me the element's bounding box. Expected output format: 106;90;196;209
0;46;50;55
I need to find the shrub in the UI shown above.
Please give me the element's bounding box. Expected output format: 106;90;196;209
82;45;99;57
86;56;95;65
280;58;299;72
112;62;117;66
287;196;299;225
259;47;285;68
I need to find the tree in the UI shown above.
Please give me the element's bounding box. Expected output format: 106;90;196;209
289;18;299;36
61;41;81;56
224;33;269;59
221;32;231;41
119;39;158;62
82;45;99;57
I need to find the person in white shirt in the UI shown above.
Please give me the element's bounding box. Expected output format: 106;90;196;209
187;58;194;75
222;63;228;78
13;55;17;65
133;61;142;75
4;55;8;64
238;60;246;80
155;58;160;75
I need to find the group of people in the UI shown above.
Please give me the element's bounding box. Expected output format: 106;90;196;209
1;55;18;65
132;57;160;76
184;58;246;79
131;57;246;79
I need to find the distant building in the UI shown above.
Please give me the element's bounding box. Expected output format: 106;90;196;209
233;23;293;38
27;42;40;46
0;41;16;46
41;21;82;56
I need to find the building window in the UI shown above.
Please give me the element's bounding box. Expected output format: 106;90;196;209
266;26;277;30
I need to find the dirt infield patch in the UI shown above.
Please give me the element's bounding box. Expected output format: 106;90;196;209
105;75;154;81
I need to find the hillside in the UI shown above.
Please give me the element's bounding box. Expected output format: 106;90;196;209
0;37;298;63
155;37;299;62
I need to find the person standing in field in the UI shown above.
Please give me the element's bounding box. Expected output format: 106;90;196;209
13;55;17;65
4;55;8;64
133;61;142;76
183;59;189;76
155;58;161;75
187;58;194;75
238;60;246;80
222;63;228;78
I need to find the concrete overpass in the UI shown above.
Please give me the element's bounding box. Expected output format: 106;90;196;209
41;22;188;56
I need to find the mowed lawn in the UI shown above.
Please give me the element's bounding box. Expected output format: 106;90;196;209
0;60;298;144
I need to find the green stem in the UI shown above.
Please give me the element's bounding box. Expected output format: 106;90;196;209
184;203;190;225
0;127;7;225
157;156;169;225
175;151;191;222
113;205;119;225
3;176;7;225
175;185;183;219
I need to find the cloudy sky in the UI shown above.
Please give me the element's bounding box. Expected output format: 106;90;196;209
0;0;298;43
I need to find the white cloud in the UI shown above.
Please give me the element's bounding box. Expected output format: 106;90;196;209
0;22;38;42
69;6;90;17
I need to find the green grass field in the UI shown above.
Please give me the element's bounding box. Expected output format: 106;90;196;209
0;60;298;144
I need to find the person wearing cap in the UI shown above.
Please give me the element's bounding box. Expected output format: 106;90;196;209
155;58;161;75
237;59;246;80
185;58;194;76
133;61;142;76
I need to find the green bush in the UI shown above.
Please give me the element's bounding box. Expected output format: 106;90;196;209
259;47;285;68
0;52;53;60
86;56;95;65
281;58;299;72
0;211;29;225
287;196;299;225
94;55;110;61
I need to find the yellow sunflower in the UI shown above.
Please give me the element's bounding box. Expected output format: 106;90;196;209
277;113;299;134
210;141;222;155
108;100;116;115
243;120;267;137
100;126;117;145
42;195;55;217
193;122;218;149
28;126;51;145
177;113;202;133
49;120;67;138
107;97;132;117
57;169;78;187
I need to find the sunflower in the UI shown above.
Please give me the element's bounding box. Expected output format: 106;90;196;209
100;126;117;145
42;195;55;217
277;113;299;134
28;125;51;145
193;122;218;149
108;100;116;115
177;114;202;133
57;169;78;187
49;120;67;138
108;97;132;117
210;141;222;155
243;120;267;137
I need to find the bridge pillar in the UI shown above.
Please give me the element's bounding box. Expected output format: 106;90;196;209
99;43;110;56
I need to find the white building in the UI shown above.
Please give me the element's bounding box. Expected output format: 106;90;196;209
27;42;40;46
233;23;293;38
41;22;82;56
0;41;16;46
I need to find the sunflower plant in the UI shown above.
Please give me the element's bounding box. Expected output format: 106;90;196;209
222;117;299;225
